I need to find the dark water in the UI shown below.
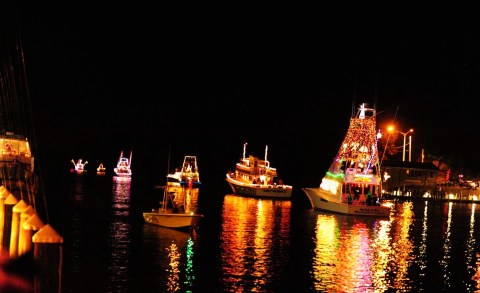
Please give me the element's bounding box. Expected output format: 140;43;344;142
44;172;480;292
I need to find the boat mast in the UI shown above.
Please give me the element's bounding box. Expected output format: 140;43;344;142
265;145;269;168
243;142;247;160
118;151;123;165
129;150;132;167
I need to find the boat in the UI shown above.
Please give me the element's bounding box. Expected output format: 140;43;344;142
0;134;38;199
167;155;201;188
71;159;87;174
114;150;132;178
97;163;106;175
143;155;203;229
302;102;391;217
226;143;293;199
143;186;203;229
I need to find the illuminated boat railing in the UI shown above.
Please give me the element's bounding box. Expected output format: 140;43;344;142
227;174;292;189
235;163;278;176
0;155;32;165
236;163;250;171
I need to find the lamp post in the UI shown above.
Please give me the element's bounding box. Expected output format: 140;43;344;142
387;126;413;162
398;129;414;162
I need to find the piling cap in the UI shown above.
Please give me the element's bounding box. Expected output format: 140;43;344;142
13;200;30;213
23;214;45;231
0;190;11;200
22;206;36;216
4;193;18;205
32;224;64;243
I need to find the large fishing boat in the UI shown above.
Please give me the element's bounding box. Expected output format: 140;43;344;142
226;143;292;199
302;103;391;217
114;150;132;178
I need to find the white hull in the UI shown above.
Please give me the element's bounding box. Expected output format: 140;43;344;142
143;211;203;229
302;188;390;217
115;150;132;177
114;172;131;177
226;174;292;199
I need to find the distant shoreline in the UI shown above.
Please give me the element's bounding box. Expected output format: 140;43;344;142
384;186;480;203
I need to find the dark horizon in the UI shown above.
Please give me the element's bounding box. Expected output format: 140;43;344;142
3;3;480;183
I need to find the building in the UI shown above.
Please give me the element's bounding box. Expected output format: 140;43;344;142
381;160;441;198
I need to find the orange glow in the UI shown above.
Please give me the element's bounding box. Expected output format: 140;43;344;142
219;195;291;292
166;243;181;292
390;202;414;290
388;125;414;135
311;212;399;291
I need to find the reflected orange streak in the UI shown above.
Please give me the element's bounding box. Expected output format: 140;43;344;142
220;195;291;292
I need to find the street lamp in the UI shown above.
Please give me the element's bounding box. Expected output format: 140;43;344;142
388;126;414;162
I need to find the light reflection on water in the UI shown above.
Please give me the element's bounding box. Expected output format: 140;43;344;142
219;195;291;292
107;178;132;292
309;200;480;292
441;202;453;290
467;203;476;292
59;175;480;292
166;242;181;292
312;214;393;292
140;187;200;292
141;224;196;292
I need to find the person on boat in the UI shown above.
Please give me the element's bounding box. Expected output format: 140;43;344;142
366;191;372;205
353;188;360;201
347;194;353;205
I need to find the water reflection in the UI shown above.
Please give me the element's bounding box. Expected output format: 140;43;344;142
467;203;476;292
311;201;419;292
309;200;480;292
312;214;388;292
441;202;453;290
70;173;87;202
219;195;291;292
167;242;181;292
391;201;414;291
417;201;428;282
60;175;480;292
141;224;196;292
107;178;132;291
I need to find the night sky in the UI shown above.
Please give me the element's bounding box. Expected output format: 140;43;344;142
5;3;480;187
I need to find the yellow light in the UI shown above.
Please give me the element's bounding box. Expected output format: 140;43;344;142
320;178;339;194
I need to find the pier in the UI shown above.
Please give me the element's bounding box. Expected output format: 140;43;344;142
0;185;63;293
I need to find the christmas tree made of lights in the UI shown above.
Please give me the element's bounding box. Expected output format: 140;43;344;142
328;103;381;177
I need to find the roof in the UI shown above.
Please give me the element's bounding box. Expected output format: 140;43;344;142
381;160;439;171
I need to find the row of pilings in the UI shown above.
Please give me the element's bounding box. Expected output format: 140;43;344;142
0;185;63;293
